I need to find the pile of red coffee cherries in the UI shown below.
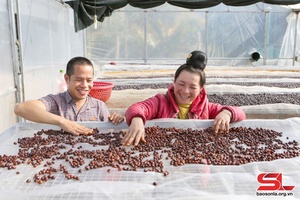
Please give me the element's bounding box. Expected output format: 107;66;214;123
0;126;299;184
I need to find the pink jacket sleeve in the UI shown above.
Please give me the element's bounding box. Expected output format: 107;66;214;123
207;102;246;122
125;96;161;126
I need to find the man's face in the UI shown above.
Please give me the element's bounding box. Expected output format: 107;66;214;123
65;64;94;101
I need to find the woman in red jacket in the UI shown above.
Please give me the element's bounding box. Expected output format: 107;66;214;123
123;50;246;146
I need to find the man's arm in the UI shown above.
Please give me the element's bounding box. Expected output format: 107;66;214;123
14;100;64;125
14;100;93;135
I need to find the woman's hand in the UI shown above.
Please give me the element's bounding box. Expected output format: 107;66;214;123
122;117;146;146
212;109;232;133
109;112;125;124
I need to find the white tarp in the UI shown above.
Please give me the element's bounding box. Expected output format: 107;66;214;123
0;119;299;199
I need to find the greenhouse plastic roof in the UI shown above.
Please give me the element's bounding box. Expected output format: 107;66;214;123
65;0;300;32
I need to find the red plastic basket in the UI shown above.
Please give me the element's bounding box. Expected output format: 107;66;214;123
89;81;114;102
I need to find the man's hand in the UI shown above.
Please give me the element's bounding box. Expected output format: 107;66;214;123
108;112;125;125
59;118;94;135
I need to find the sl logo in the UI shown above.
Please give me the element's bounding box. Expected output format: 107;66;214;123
257;173;295;191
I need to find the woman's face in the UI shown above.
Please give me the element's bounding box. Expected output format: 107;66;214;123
65;64;94;102
174;70;201;104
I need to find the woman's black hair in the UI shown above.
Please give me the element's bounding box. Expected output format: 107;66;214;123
174;50;207;87
186;50;207;70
